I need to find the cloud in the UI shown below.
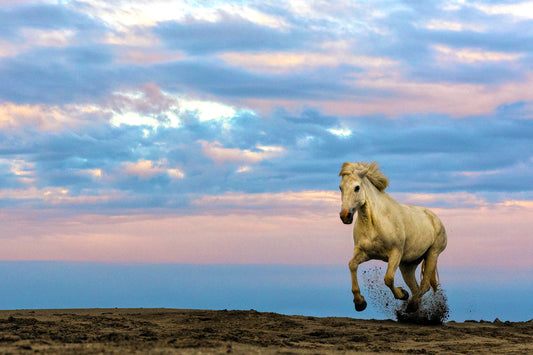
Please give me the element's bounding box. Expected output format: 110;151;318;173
0;3;98;38
0;92;531;214
432;45;523;64
123;159;184;180
0;1;531;217
0;45;124;104
218;51;398;76
154;13;310;54
0;0;529;269
108;83;181;128
1;1;532;115
0;193;531;267
71;0;289;29
200;140;284;164
0;101;110;130
152;58;360;102
336;1;533;88
110;83;177;115
0;28;76;59
0;186;121;207
108;84;239;128
473;1;533;19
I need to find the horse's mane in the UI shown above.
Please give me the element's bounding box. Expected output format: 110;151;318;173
338;161;389;192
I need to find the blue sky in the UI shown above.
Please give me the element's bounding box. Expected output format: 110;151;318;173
1;261;532;321
0;0;531;268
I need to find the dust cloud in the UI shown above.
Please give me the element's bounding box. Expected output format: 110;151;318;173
360;264;449;325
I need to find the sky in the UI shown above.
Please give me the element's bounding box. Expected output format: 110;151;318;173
1;262;532;321
0;0;532;274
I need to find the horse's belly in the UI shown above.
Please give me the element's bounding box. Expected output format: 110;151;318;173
401;244;431;262
401;212;436;261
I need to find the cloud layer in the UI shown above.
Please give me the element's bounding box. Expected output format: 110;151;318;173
0;0;531;264
1;97;530;212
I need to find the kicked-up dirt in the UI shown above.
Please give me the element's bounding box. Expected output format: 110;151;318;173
0;308;531;354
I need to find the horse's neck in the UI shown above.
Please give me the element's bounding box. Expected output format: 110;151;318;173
357;202;374;227
357;181;388;228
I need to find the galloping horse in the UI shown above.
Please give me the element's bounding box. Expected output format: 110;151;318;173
338;161;447;313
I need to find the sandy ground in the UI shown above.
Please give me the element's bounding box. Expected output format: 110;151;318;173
0;308;531;354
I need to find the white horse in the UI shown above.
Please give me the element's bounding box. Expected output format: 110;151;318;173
338;161;447;313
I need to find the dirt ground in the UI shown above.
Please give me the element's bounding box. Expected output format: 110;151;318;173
0;308;531;354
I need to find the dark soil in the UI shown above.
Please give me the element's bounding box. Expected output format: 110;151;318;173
0;308;531;354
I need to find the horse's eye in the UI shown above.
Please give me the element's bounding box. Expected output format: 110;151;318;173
354;185;360;192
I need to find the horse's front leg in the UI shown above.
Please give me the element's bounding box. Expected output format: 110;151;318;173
384;249;409;301
349;247;369;311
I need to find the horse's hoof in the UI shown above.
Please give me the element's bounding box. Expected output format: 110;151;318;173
406;300;419;313
354;299;367;312
399;288;409;301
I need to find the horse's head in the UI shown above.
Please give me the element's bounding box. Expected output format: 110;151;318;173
339;161;388;224
338;167;366;225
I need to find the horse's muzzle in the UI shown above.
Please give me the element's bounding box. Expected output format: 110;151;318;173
340;209;354;224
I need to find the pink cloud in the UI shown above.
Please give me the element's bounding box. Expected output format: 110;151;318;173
242;73;533;118
115;48;185;64
0;187;124;204
0;101;109;130
200;140;284;164
0;212;350;264
0;192;531;269
122;159;184;179
435;203;533;269
108;83;177;116
191;190;338;213
0;102;67;130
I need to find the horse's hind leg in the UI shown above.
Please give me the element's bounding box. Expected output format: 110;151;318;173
349;247;369;311
420;249;440;297
384;249;409;301
400;262;421;312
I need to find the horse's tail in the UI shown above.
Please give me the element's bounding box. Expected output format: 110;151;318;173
421;260;440;292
